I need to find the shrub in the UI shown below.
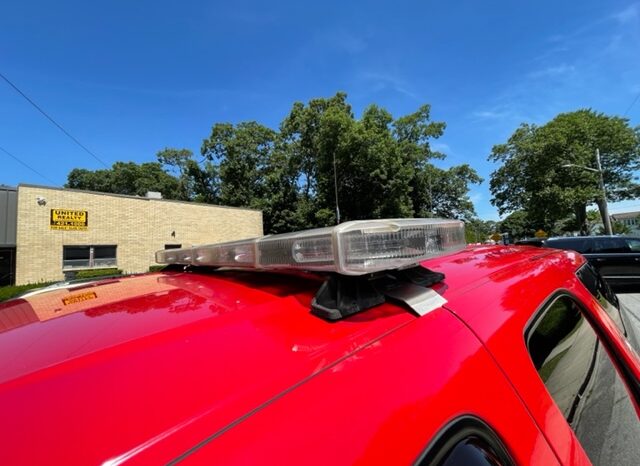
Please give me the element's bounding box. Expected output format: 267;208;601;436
0;282;57;302
74;268;123;279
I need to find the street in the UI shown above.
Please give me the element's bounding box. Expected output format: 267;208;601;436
618;294;640;353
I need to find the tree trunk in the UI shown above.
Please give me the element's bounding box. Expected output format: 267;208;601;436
575;205;588;236
595;198;612;235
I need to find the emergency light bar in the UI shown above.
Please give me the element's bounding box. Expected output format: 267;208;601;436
155;218;465;276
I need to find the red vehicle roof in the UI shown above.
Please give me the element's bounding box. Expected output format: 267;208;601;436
0;245;610;465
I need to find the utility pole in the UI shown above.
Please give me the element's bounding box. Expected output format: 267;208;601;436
595;149;613;235
333;151;340;224
561;148;613;235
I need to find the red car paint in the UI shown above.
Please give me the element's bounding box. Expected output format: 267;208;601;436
0;246;637;465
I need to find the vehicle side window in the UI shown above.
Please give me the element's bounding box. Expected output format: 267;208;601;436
548;238;589;253
416;417;513;466
593;237;628;253
435;438;503;466
576;264;624;329
526;295;640;464
625;238;640;252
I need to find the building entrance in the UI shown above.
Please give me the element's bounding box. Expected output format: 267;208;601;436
0;247;16;286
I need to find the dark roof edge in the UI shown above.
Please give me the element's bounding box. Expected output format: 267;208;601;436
17;183;262;213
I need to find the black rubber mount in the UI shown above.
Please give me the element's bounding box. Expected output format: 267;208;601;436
311;274;385;321
387;266;445;288
311;265;445;321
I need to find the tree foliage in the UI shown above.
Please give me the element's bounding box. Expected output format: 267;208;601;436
270;93;481;229
66;93;483;234
66;161;184;199
489;110;640;234
604;220;632;235
499;210;535;239
156;148;219;203
465;218;499;243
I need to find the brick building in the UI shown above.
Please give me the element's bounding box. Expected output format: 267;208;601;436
1;184;263;286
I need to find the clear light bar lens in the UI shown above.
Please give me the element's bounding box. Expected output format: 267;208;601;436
195;240;257;266
155;218;465;275
155;249;193;264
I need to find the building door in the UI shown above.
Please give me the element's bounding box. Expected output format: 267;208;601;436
0;247;16;286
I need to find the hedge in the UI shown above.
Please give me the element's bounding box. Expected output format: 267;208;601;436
0;282;56;302
73;268;123;279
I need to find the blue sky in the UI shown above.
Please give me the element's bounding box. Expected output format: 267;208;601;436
1;0;639;220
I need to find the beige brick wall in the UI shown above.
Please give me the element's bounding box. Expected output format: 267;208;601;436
15;185;263;285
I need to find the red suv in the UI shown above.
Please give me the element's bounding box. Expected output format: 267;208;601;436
1;219;639;465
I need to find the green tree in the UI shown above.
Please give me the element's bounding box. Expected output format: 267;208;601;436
598;220;631;235
67;93;483;235
466;218;499;243
276;93;481;227
499;210;535;239
200;122;303;233
201;122;277;208
156;148;219;203
279;93;356;225
554;209;601;235
66;168;113;193
489;110;640;235
394;104;447;218
66;161;183;199
424;165;483;219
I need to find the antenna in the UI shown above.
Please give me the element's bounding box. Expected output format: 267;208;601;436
333;151;341;224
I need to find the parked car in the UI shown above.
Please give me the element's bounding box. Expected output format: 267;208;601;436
516;236;640;292
1;219;639;465
514;237;546;247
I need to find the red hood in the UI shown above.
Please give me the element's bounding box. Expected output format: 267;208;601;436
0;271;414;465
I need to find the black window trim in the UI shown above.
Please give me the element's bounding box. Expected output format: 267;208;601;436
524;289;640;408
413;415;515;466
575;262;625;333
62;244;117;270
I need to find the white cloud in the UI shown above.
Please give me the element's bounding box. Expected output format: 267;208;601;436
528;64;575;79
431;142;451;153
612;3;639;24
470;109;513;121
471;1;640;127
359;71;419;99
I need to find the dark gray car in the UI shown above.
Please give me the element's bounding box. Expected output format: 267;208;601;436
517;236;640;292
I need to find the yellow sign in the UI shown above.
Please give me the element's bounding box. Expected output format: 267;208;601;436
534;229;548;238
62;291;97;306
50;209;88;230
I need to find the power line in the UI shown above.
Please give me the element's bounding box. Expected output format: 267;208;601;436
623;90;640;116
0;145;58;185
0;71;109;168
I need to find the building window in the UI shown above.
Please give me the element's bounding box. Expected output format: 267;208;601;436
63;245;117;269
